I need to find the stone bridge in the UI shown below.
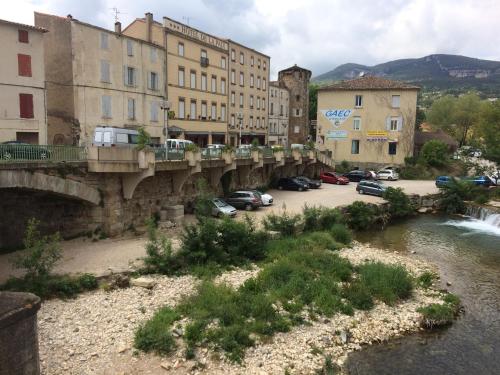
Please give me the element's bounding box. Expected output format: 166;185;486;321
0;147;334;249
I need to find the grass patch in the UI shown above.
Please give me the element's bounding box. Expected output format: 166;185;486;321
303;206;344;232
417;293;461;329
330;224;352;246
417;271;436;288
134;306;181;354
262;211;302;236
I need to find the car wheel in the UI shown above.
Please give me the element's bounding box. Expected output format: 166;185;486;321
336;181;340;185
278;185;283;190
245;203;253;211
359;189;364;194
298;186;303;192
217;212;224;218
388;177;392;181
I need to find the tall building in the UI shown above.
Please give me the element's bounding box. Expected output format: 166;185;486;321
227;41;270;146
268;81;289;146
0;18;47;144
278;65;311;145
35;13;166;146
124;14;229;146
316;76;419;169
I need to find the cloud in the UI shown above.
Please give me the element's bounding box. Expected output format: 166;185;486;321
5;0;500;79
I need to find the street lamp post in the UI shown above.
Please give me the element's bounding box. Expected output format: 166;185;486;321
237;112;243;147
161;100;171;159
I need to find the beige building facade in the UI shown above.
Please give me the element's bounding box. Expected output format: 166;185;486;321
0;19;47;144
35;13;166;146
316;76;419;169
268;82;289;146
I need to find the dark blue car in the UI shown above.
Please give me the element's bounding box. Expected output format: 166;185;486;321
435;176;452;188
464;176;494;187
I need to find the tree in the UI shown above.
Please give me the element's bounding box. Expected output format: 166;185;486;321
309;83;320;120
478;100;500;165
415;107;426;131
420;140;449;168
136;127;152;151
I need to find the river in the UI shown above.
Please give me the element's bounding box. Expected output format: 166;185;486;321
346;213;500;375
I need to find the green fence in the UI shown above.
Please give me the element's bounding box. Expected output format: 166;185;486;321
261;147;273;158
201;148;222;160
153;147;185;161
235;148;251;158
0;144;87;163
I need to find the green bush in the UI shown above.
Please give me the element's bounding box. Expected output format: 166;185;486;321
417;271;436;288
134;306;180;354
303;206;343;232
420;140;450;168
329;224;352;246
358;262;413;305
344;201;380;231
194;179;214;219
438;178;477;214
343;281;373;310
417;303;455;328
135;127;151;151
262;211;302;236
143;218;181;274
383;187;415;219
335;160;350;174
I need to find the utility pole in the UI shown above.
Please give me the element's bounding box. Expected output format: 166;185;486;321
237;112;243;146
161;100;171;159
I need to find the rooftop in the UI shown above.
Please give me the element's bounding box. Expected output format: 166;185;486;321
279;64;312;74
0;18;47;33
318;76;420;91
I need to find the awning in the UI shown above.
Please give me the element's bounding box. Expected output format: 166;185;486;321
168;125;184;133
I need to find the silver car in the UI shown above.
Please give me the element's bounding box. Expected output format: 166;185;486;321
376;169;399;180
211;198;237;218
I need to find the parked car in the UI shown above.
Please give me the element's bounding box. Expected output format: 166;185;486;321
343;170;373;182
435;176;452;188
93;127;139;147
320;172;349;185
295;176;322;189
225;191;263;211
0;141;51;160
356;180;387;197
250;190;273;206
277;177;309;191
368;170;378;180
376;169;399;180
211;198;237;218
464;175;494;187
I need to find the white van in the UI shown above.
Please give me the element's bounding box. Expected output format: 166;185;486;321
93;127;139;147
165;139;194;149
290;143;305;150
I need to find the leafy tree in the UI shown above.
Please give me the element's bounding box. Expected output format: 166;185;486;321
383;187;415;218
309;83;320;120
136;127;152;151
478;100;500;165
420;140;450;168
415;107;426;131
194;179;214;220
438;178;477;214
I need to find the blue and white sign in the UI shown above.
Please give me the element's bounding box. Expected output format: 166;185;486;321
320;109;354;128
326;130;348;140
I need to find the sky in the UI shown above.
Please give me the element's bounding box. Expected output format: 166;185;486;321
4;0;500;79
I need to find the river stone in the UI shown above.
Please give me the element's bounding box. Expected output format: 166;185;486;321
130;277;156;289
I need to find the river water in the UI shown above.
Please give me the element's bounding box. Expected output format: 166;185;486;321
346;214;500;375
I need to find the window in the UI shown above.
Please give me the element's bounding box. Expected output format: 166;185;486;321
150;47;157;63
124;66;136;86
280;104;283;116
19;93;34;118
388;142;397;155
100;33;108;49
355;95;363;107
296;94;300;101
262;98;265;110
100;60;110;82
250;56;254;66
17;54;32;77
390;117;398;131
148;72;158;90
250;95;254;108
178;98;185;119
257;97;260;110
231;114;235;126
262;78;266;91
294;126;299;134
150;101;159;122
201;101;207;119
190;100;197;119
221;105;226;121
239;93;244;107
173;69;186;90
18;30;29;43
201;73;207;91
351;140;360;154
231;91;235;106
257;76;261;89
126;40;134;56
392;95;400;108
353;117;361;130
257;59;261;69
221;56;226;69
250;116;253;128
101;95;112;118
221;78;226;94
190;70;196;89
250;74;254;87
209;75;216;93
231;49;235;61
257;118;260;128
201;49;207;59
240;52;244;64
263;61;267;70
127;98;135;120
294;108;302;117
211;103;216;119
178;43;184;56
239;71;244;86
231;69;235;84
270;102;274;115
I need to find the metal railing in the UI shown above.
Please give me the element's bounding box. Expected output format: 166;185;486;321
0;144;87;163
235;148;251;158
284;149;292;157
153;147;185;161
201;148;222;160
261;147;273;158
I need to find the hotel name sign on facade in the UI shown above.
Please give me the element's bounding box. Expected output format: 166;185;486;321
163;17;229;51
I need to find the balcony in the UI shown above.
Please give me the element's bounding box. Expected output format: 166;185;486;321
200;57;209;67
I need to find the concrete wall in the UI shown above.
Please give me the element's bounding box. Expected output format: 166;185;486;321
316;88;418;169
0;20;47;144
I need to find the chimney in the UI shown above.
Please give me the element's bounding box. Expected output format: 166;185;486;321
114;21;121;34
145;12;153;42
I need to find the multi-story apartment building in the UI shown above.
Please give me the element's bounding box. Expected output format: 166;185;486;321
0;19;47;144
35;13;166;146
278;65;311;145
227;41;270;146
268;81;289;146
124;14;229;146
316;76;419;169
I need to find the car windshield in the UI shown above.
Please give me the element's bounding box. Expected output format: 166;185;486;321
213;199;228;207
298;176;310;182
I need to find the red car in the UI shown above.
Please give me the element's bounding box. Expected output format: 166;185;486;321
320;172;349;185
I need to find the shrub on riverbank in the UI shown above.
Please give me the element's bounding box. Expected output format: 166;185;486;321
383;187;416;219
303;206;344;232
438;178;478;214
344;201;382;230
417;293;460;329
262;211;302;236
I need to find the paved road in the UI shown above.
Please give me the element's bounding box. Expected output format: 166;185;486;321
0;180;438;283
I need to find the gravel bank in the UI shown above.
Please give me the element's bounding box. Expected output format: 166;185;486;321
38;243;444;375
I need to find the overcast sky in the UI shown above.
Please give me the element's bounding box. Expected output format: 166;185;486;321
5;0;500;79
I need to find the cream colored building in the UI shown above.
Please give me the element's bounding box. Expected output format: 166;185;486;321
0;19;47;144
227;41;270;146
124;14;229;146
268;81;289;146
35;13;166;146
316;76;419;168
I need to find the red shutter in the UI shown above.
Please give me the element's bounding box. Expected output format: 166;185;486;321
18;30;29;43
18;54;32;77
19;94;34;119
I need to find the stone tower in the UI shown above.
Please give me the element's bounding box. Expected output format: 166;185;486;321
278;64;312;145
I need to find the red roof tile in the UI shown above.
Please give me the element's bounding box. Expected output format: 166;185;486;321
318;76;420;91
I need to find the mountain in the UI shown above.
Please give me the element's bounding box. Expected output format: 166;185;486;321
312;54;500;95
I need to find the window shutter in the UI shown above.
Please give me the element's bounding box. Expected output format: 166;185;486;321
147;72;152;89
155;73;159;90
18;54;32;77
18;30;29;43
397;116;403;131
123;66;127;85
19;93;34;118
385;116;391;130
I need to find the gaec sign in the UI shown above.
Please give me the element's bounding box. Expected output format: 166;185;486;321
320;109;354;128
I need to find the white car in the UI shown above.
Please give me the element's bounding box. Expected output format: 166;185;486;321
376;169;399;180
252;190;273;206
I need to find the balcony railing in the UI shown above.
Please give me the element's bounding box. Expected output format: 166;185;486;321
235;148;251;158
201;148;222;160
0;144;87;163
153;147;185;161
261;147;273;158
200;57;209;67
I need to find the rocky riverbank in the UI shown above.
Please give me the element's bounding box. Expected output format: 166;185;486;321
37;243;444;375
